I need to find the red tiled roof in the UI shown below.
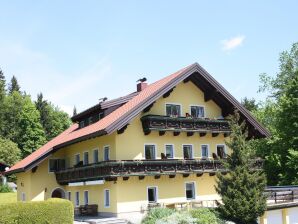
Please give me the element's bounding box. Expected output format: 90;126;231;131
7;64;192;174
6;62;269;174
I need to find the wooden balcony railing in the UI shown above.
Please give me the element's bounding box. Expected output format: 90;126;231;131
140;115;230;135
55;159;263;185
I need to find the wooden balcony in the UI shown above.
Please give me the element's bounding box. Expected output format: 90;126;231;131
140;115;230;136
55;159;263;185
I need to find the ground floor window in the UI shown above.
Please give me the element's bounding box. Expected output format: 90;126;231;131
67;191;71;201
21;192;26;201
104;189;110;207
183;145;193;159
185;182;195;200
84;191;89;205
145;145;156;159
75;191;80;206
147;186;158;203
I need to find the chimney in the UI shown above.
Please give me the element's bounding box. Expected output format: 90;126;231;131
137;82;148;92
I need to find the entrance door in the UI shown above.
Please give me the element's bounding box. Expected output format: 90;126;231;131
51;188;65;198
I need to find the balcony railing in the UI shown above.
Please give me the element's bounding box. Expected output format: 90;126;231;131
55;159;263;185
140;115;230;135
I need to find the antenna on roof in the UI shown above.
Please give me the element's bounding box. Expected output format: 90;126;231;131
99;97;108;102
136;77;147;83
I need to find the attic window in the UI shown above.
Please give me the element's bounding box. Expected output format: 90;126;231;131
79;121;85;128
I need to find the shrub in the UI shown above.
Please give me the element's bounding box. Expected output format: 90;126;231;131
190;208;219;224
157;211;196;224
142;207;175;224
0;198;73;224
0;184;13;193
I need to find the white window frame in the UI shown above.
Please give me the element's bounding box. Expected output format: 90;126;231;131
83;151;89;165
216;144;227;158
84;190;89;205
182;144;194;159
164;144;174;159
67;191;71;201
144;144;157;160
189;105;206;118
103;145;110;161
104;189;110;208
147;186;158;203
21;192;26;201
200;144;210;158
75;153;80;166
75;191;80;207
185;182;196;200
93;148;99;163
165;103;182;117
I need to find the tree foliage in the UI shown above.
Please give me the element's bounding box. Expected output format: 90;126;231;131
241;97;259;111
253;42;298;185
0;71;71;162
0;137;21;166
216;112;267;224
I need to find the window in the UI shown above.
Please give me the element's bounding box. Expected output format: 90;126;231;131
104;189;110;207
99;112;104;120
166;104;181;117
165;145;174;159
75;154;80;165
75;191;80;206
84;191;89;205
83;152;89;165
49;159;65;172
183;145;193;159
68;191;71;201
79;120;85;128
147;187;158;203
201;145;209;158
190;106;205;118
93;149;99;163
21;192;26;201
185;182;195;200
88;117;93;125
104;146;110;161
217;145;226;159
145;145;156;160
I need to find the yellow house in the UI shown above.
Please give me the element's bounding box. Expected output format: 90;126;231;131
6;63;269;222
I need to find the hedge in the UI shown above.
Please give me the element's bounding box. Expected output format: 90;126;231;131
0;198;74;224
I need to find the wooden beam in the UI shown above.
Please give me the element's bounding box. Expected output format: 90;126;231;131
154;175;161;179
196;172;203;177
169;174;176;178
187;132;194;137
123;176;129;181
224;132;231;137
199;132;206;137
163;88;175;98
183;173;190;178
204;89;217;102
212;132;219;137
144;130;151;135
117;124;128;134
173;131;180;136
143;102;155;113
159;131;165;136
209;172;216;176
139;176;145;180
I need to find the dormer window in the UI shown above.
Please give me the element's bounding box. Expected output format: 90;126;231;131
166;104;181;117
190;106;205;118
79;120;85;128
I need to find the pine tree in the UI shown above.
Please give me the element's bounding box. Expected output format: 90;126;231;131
73;106;77;116
216;112;267;224
0;69;6;137
8;75;20;94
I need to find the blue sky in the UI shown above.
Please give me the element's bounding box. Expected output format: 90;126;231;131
0;1;297;115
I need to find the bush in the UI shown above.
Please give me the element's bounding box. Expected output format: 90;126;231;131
157;211;196;224
142;208;175;224
190;208;219;224
0;184;13;193
0;198;73;224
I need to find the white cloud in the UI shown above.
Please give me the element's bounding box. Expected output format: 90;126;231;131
221;35;245;51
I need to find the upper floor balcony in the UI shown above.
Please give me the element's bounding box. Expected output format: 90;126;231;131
140;115;230;137
55;159;263;185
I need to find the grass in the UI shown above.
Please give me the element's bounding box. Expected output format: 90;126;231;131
0;192;17;204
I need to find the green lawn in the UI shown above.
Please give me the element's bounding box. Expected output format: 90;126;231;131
0;192;17;204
